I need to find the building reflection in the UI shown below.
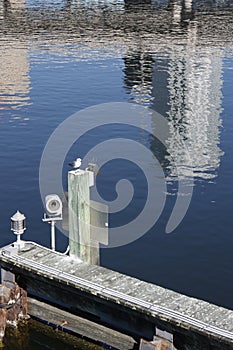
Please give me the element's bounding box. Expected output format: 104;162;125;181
0;0;25;16
0;0;7;18
0;40;30;112
161;47;224;180
8;0;25;10
123;1;224;181
0;0;30;114
123;52;154;105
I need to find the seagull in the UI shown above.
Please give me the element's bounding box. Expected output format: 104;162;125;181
69;157;82;169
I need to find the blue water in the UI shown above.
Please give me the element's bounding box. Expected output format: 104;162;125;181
0;0;233;325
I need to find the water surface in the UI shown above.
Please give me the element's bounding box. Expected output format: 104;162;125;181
0;1;233;346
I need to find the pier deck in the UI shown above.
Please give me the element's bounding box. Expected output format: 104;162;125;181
0;242;233;349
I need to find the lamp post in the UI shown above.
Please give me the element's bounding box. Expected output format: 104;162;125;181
11;210;26;249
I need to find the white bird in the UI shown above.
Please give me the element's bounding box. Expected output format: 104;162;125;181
69;157;82;169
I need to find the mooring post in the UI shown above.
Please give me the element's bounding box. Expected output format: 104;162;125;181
68;169;98;264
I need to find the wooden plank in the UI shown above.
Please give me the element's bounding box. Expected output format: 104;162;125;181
28;297;136;350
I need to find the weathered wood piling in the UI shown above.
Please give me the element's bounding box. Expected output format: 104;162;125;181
0;281;29;344
68;168;108;265
68;169;94;262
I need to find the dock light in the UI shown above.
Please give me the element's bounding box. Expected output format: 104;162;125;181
11;210;26;248
42;194;62;251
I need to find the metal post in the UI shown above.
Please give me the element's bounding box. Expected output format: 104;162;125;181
16;234;21;246
51;220;55;251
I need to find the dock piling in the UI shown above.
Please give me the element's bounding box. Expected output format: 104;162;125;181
0;281;29;343
68;169;98;264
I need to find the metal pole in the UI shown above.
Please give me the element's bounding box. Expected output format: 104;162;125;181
17;234;21;246
51;220;55;251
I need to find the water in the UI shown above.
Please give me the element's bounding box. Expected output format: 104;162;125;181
0;0;233;347
3;319;104;349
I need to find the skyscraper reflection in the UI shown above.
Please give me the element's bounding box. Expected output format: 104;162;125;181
8;0;25;10
0;39;30;113
164;37;224;179
123;0;224;181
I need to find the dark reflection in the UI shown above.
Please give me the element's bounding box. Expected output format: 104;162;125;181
0;0;10;19
124;0;152;12
2;319;104;350
167;0;195;24
65;0;72;9
181;0;194;21
123;52;154;104
4;321;29;349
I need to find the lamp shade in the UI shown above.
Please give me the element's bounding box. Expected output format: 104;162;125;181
11;210;26;234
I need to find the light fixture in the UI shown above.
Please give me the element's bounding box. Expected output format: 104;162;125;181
11;210;26;248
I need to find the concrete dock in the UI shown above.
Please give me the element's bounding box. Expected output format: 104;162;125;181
0;241;233;350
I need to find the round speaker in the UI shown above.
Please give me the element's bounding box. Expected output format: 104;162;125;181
45;194;62;216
